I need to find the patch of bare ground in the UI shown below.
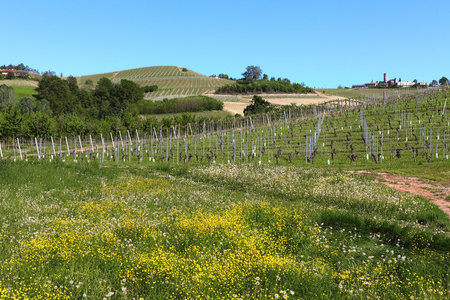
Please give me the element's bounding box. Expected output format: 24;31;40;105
218;92;346;115
350;171;450;217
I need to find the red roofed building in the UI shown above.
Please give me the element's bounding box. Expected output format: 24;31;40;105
1;69;29;78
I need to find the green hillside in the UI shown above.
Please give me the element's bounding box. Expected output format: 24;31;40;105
77;66;234;100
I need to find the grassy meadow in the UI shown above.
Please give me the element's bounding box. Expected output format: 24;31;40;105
0;161;449;299
11;86;37;100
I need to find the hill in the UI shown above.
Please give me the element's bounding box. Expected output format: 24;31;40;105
76;66;235;100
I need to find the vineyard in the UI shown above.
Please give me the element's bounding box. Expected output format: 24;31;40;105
2;87;449;171
76;66;234;100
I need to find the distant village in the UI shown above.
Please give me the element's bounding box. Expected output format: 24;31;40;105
352;73;430;89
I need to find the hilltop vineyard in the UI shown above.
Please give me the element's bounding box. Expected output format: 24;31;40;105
1;87;448;167
77;66;233;100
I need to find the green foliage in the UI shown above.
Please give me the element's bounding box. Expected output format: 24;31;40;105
142;85;158;93
19;96;36;114
242;65;262;81
36;75;76;115
62;115;84;136
139;96;223;115
216;79;314;94
243;95;275;116
26;112;54;138
0;84;18;110
0;105;23;138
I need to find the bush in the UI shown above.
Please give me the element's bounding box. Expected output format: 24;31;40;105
142;85;158;93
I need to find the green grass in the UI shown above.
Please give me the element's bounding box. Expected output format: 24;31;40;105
12;85;38;100
0;161;448;299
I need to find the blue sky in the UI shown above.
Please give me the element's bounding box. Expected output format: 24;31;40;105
1;0;449;88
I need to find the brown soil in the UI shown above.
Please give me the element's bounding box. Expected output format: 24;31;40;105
350;171;450;217
221;92;347;115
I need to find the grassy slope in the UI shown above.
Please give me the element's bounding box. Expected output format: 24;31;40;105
12;85;38;100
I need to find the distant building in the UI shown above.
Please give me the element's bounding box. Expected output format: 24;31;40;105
386;78;397;87
397;80;415;88
353;73;427;89
1;69;28;78
352;80;378;89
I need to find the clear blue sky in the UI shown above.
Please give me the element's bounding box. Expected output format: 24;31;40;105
1;0;449;88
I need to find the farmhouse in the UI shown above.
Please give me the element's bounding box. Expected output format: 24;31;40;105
0;69;29;78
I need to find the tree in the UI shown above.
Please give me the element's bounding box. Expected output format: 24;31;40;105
36;75;73;115
0;84;18;110
439;76;449;86
242;66;262;81
431;80;438;86
243;95;274;116
262;74;268;80
19;96;36;114
0;106;23;138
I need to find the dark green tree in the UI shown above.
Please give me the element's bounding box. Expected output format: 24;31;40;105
28;112;54;137
19;96;36;114
439;76;449;86
36;75;73;115
243;95;274;116
242;66;262;81
0;106;23;138
0;85;18;110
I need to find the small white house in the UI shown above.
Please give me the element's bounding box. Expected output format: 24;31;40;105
397;81;415;88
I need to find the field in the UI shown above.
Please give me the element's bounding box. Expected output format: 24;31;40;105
76;66;234;100
0;87;449;299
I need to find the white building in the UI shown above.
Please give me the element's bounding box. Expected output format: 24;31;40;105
397;80;415;88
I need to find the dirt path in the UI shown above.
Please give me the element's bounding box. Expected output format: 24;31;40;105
351;171;450;217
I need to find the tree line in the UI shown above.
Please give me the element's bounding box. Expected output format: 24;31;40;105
216;65;314;94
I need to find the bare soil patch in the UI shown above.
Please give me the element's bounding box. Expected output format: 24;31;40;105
350;171;450;217
220;92;346;115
